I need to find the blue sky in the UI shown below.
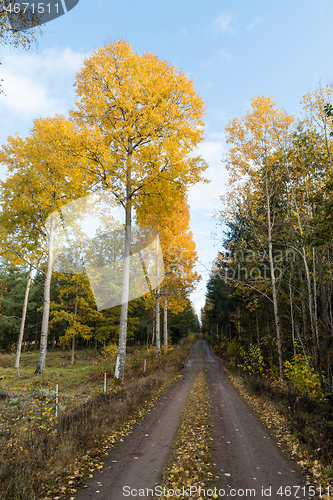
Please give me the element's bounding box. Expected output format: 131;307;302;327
1;0;333;316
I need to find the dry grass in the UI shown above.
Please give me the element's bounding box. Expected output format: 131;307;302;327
225;369;333;500
159;370;217;500
0;343;192;500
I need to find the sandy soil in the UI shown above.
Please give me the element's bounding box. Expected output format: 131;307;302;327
74;341;311;500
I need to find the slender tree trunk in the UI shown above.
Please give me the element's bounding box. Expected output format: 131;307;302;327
152;314;155;344
295;322;308;358
298;266;309;350
289;274;297;359
114;140;132;383
71;291;78;365
265;169;284;379
155;288;160;358
326;250;333;339
15;263;33;370
255;308;260;348
35;217;56;375
288;167;321;378
163;285;168;347
71;335;75;365
312;248;324;391
301;247;319;371
249;312;253;343
237;307;241;340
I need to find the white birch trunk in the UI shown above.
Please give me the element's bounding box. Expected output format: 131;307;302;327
71;335;75;365
155;288;160;358
152;316;155;345
288;174;322;381
15;263;33;370
312;247;324;389
265;170;284;379
71;292;78;365
35;216;56;374
163;285;168;347
114;141;132;383
114;206;131;381
289;275;297;359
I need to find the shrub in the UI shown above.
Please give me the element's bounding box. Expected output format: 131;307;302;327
100;343;118;360
238;344;265;375
187;332;196;343
284;355;322;399
226;339;242;365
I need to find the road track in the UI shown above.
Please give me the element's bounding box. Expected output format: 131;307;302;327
74;341;310;500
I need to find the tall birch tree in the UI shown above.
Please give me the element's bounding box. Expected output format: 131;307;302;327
69;40;207;382
224;95;295;379
0;116;89;374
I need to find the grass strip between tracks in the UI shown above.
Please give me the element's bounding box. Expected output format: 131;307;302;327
158;370;217;500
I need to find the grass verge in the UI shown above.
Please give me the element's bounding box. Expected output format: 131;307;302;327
0;344;192;500
157;370;217;500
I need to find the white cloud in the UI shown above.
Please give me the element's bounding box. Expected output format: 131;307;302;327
200;58;212;68
247;17;263;30
219;48;232;61
190;287;206;317
192;137;225;164
211;108;229;122
175;27;187;38
211;12;235;36
187;136;230;315
1;71;65;117
0;47;89;119
188;139;228;211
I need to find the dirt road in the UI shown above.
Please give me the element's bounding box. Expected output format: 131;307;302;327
203;341;311;499
74;341;311;499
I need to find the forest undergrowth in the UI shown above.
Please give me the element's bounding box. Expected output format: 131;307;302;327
0;343;192;500
212;343;333;500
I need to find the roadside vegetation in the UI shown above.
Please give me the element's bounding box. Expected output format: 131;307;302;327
211;340;333;499
201;84;333;500
0;341;193;500
158;370;217;500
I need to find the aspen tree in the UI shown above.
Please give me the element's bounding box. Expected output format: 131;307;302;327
0;116;89;374
70;40;206;382
137;188;200;351
224;96;295;379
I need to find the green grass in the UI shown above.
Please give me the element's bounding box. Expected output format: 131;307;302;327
0;345;174;400
0;342;193;500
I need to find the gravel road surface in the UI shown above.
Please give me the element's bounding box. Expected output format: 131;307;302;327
74;341;310;500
